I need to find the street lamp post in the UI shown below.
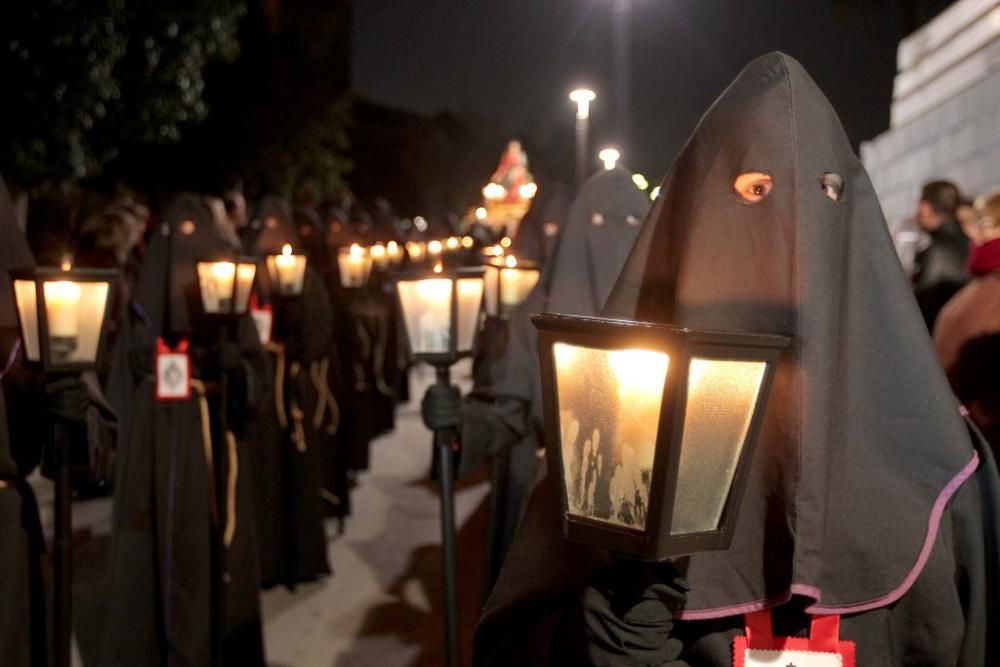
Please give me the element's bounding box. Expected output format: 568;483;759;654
569;89;596;187
613;0;632;156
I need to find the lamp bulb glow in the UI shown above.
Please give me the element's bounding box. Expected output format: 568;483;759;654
599;148;621;171
569;88;596;120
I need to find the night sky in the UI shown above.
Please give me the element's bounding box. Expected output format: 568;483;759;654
352;0;943;183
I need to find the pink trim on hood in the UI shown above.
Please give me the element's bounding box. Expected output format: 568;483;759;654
674;450;980;621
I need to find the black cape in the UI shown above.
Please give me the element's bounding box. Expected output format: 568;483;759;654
476;52;1000;666
461;168;650;582
510;182;574;268
248;195;336;588
102;193;267;666
0;173;48;667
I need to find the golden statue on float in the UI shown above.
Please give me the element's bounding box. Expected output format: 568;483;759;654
474;139;537;236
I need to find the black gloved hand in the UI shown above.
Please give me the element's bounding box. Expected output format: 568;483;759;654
44;376;89;423
577;559;688;667
421;383;462;431
218;341;243;371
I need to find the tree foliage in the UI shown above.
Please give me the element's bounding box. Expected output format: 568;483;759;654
0;0;245;191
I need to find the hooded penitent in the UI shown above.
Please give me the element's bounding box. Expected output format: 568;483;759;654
510;182;574;268
249;195;337;587
477;53;1000;666
462;167;650;585
0;173;48;667
103;193;267;666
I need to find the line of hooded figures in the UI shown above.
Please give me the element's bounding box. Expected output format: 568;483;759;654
4;52;1000;667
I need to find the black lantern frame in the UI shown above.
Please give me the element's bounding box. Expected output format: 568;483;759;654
482;256;540;319
533;313;789;561
394;266;485;366
10;267;118;373
195;256;258;318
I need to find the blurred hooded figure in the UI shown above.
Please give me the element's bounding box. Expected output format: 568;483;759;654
102;193;268;666
476;53;1000;666
423;167;649;591
510;182;574;268
247;196;337;587
0;173;50;667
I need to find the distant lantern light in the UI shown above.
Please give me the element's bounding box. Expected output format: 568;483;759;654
196;258;256;316
475;206;488;221
461;236;475;249
599;147;621;171
414;216;429;232
428;239;444;256
482;254;540;319
338;243;374;288
370;243;389;270
500;236;512;248
533;314;789;561
395;267;485;363
406;241;428;264
265;244;307;296
446;236;460;251
386;240;404;267
632;173;650;190
483;182;506;201
569;88;597;120
650;185;662;201
519;182;538;199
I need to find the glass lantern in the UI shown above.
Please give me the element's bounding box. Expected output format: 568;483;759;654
196;258;257;316
395;267;485;365
533;313;789;561
10;267;117;372
338;244;374;288
482;255;540;318
265;244;307;297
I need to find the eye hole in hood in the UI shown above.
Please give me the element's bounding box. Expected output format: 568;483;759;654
821;172;844;202
733;172;773;204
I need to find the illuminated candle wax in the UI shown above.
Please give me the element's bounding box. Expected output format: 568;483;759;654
212;262;236;304
386;241;403;265
44;280;81;338
338;243;371;287
608;349;670;473
499;256;539;311
370;243;388;269
273;244;305;294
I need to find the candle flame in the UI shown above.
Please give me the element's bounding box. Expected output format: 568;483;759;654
371;244;386;258
350;243;363;258
433;261;443;274
282;244;292;256
212;262;236;279
428;240;443;254
461;236;474;248
446;237;460;250
60;259;72;271
387;241;399;254
505;255;518;268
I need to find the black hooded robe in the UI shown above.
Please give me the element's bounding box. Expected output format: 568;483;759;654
247;196;335;588
461;168;649;587
476;53;1000;666
101;194;267;666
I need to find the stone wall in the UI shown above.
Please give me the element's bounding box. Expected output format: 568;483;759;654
861;0;1000;228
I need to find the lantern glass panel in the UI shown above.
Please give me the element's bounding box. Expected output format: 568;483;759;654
455;277;484;353
13;280;40;361
483;263;500;316
553;342;670;531
338;248;373;288
43;280;110;364
669;358;766;535
398;278;453;354
197;261;237;313
500;266;539;311
235;262;257;311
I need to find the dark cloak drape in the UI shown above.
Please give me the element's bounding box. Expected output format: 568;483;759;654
476;52;1000;666
249;195;336;588
102;193;267;666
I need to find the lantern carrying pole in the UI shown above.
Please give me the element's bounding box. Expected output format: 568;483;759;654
211;323;230;667
483;447;509;600
52;418;73;667
433;362;461;667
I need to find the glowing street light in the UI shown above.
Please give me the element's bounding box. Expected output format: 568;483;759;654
475;206;488;221
569;88;596;120
599;147;621;171
632;173;649;191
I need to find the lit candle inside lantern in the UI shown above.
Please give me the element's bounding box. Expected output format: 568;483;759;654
415;278;452;353
213;261;236;299
386;241;403;265
370;243;388;269
500;236;512;249
44;280;81;338
274;244;300;293
461;236;474;249
608;349;671;471
338;243;372;288
446;237;460;251
406;241;427;263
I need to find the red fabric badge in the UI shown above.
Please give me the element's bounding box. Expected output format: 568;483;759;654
733;609;856;667
156;337;191;401
249;292;274;345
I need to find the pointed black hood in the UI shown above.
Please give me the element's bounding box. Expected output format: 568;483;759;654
602;52;977;616
0;174;33;336
133;193;236;337
511;182;573;267
252;196;302;255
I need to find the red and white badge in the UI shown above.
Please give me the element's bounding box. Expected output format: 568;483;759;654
156;337;191;401
734;609;855;667
249;293;274;345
